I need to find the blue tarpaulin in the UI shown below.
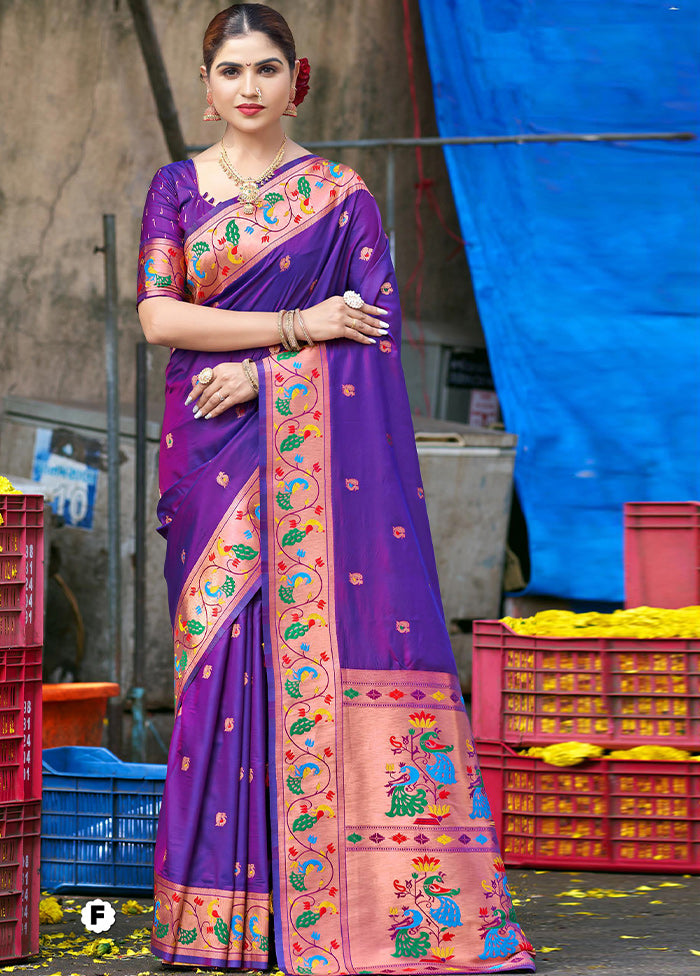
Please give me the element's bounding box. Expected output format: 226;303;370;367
418;1;700;601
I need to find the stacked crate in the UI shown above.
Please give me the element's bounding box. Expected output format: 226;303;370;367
472;501;700;873
0;494;44;960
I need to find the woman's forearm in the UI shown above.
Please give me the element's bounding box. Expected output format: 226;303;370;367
139;296;280;351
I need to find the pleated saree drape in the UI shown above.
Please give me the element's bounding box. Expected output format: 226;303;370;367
138;156;535;974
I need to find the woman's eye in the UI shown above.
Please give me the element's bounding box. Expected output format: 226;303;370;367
223;68;239;78
260;65;277;75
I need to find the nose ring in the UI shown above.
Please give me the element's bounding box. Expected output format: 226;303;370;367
255;87;263;103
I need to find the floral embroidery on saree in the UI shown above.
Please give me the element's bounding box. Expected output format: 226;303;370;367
261;347;531;973
389;855;462;961
184;160;365;302
137;236;188;301
151;876;270;966
173;471;260;704
261;345;345;974
478;860;533;960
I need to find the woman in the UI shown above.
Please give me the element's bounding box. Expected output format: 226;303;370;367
138;5;534;974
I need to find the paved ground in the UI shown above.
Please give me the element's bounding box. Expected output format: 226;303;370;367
10;870;699;976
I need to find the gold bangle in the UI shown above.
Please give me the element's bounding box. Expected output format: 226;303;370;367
277;309;290;350
283;309;300;352
241;358;259;395
296;308;314;347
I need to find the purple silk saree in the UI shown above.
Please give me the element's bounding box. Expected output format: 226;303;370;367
138;156;535;975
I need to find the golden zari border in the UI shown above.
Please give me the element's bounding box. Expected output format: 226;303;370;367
173;470;261;704
152;872;271;965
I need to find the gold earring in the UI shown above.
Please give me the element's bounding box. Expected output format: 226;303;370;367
203;90;221;122
282;87;297;117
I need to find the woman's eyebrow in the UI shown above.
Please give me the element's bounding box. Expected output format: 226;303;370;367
215;57;284;69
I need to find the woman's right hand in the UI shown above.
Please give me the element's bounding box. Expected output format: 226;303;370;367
302;296;389;345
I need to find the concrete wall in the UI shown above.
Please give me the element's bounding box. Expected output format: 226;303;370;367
0;0;484;710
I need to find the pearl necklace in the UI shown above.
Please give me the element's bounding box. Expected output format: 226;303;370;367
218;136;287;215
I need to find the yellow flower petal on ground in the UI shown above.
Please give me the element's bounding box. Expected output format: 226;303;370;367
658;882;684;887
82;937;119;957
121;899;148;914
690;949;700;956
538;946;562;953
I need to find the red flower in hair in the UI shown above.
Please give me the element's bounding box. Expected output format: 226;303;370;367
294;57;311;105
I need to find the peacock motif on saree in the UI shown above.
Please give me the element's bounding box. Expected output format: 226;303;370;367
384;711;457;824
385;762;428;818
418;728;456;785
478;859;533;960
388;856;462;962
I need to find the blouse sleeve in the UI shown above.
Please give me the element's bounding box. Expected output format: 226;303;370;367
137;167;189;305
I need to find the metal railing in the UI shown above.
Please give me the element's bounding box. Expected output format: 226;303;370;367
188;131;695;264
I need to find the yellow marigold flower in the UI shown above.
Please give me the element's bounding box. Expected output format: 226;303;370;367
539;742;605;767
501;606;700;639
0;476;21;494
608;745;691;762
83;938;119;957
121;899;147;914
39;897;63;924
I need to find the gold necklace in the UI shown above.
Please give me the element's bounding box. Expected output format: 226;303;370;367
218;136;287;215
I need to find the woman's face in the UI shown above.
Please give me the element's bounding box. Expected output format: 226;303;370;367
203;31;298;132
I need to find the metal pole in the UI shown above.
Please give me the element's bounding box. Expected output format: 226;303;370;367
101;214;122;755
188;130;695;154
127;0;188;162
386;146;396;267
131;341;148;762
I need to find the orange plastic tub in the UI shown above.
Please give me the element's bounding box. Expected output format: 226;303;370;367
42;683;120;748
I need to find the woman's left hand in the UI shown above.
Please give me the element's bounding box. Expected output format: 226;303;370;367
186;362;258;420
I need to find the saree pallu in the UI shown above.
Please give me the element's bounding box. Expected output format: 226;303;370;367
138;156;535;974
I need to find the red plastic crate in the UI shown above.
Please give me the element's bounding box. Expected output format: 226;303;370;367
0;801;41;961
472;620;700;747
0;495;44;649
0;647;42;803
478;740;700;873
625;501;700;609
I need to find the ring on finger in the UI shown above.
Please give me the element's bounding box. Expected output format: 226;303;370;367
198;367;214;385
343;290;364;310
351;319;358;330
216;391;226;402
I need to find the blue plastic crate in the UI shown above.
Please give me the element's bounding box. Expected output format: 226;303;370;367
41;746;166;893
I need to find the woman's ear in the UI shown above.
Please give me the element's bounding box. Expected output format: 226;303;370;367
292;59;300;87
200;65;208;85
